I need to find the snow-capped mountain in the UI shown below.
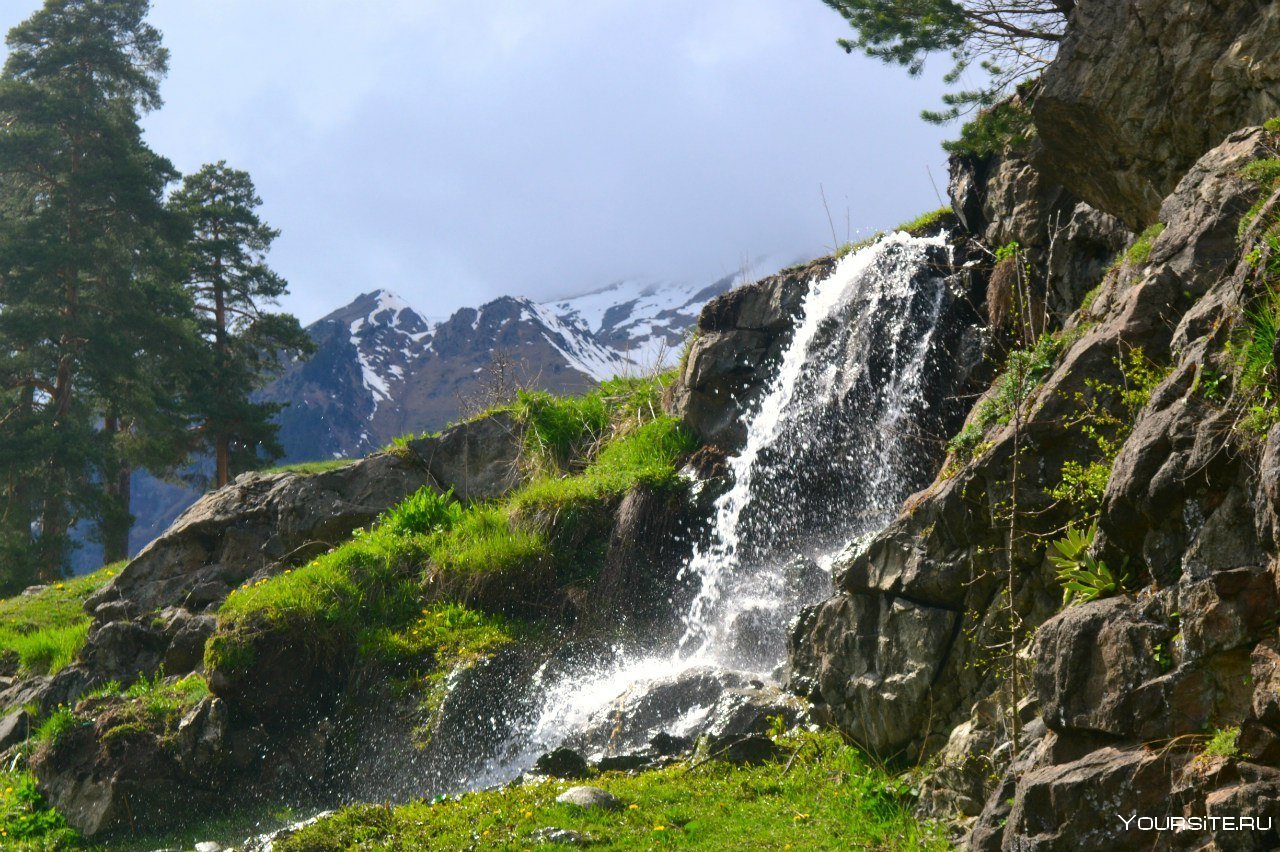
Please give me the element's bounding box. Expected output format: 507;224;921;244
263;265;784;463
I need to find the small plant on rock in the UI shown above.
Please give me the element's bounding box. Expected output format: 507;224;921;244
1048;524;1127;606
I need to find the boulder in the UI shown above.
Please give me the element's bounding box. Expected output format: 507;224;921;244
788;591;957;756
1033;0;1280;228
534;747;589;780
1034;598;1167;738
86;451;434;622
0;707;31;752
555;786;623;811
407;411;523;501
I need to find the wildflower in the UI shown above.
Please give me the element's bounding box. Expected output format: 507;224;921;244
793;812;811;822
654;824;665;832
629;803;639;810
523;810;533;818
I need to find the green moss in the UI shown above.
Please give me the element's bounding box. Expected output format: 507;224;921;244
0;564;119;676
274;729;947;851
258;459;354;476
1110;223;1166;272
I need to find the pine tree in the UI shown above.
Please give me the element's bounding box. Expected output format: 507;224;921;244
821;0;1071;119
0;0;192;583
169;163;313;489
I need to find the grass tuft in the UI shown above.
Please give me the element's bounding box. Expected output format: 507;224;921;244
0;564;119;676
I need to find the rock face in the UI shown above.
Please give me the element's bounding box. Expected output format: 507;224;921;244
669;259;825;449
789;123;1280;848
949;145;1130;321
86;451;434;622
30;694;230;838
1033;0;1280;229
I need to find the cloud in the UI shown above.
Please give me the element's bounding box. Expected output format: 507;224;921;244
3;0;956;323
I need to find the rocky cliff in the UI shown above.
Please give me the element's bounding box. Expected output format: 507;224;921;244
778;1;1280;848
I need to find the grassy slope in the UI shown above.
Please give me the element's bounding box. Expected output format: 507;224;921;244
0;564;119;677
205;375;695;679
278;730;948;851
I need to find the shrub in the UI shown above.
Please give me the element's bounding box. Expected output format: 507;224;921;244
1051;348;1168;518
1201;726;1241;760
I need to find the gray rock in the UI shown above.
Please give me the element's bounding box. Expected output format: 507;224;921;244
555;786;623;811
86;451;434;622
175;696;229;778
408;411;523;501
163;612;218;676
788;591;957;755
1034;598;1167;739
0;708;31;752
705;734;782;765
669;261;823;448
1033;0;1280;228
529;827;593;846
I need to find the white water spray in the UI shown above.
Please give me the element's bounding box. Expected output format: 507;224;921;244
501;232;954;761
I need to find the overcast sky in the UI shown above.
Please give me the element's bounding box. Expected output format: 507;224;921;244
5;1;956;324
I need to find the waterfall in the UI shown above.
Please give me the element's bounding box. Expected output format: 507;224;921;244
477;230;957;770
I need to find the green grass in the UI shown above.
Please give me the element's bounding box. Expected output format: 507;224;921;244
1109;222;1166;272
258;459;354;476
274;729;948;851
1239;158;1280;237
208;379;699;680
836;207;953;259
0;564;119;676
898;207;951;234
0;768;81;849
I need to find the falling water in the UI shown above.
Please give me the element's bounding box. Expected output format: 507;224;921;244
465;230;958;770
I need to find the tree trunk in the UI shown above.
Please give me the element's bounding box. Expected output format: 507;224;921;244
216;432;230;489
101;415;132;564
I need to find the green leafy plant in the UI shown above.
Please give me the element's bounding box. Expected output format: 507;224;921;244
1048;524;1127;606
1201;726;1241;760
1051;348;1169;518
